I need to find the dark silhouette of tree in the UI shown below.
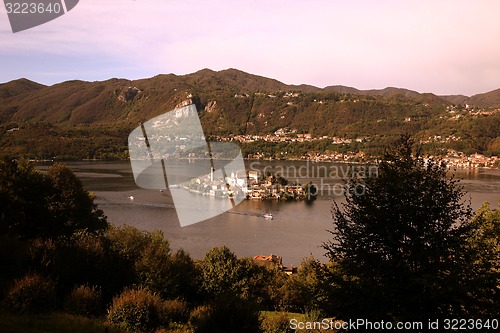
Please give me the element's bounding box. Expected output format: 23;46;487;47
46;163;107;235
322;136;490;322
0;158;107;238
0;158;52;238
464;201;500;316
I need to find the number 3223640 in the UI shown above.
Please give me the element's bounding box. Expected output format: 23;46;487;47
5;2;62;14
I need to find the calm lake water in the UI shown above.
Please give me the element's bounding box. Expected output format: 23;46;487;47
48;160;500;266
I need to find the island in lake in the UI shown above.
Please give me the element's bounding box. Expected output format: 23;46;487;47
180;168;317;201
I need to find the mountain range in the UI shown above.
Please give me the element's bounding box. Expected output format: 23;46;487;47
0;68;499;159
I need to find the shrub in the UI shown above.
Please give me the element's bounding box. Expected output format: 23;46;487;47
296;309;324;333
107;288;163;332
155;327;190;333
107;226;200;302
0;159;107;239
0;236;29;297
67;231;133;304
64;284;102;317
6;273;57;313
260;312;292;333
188;304;215;333
159;299;189;325
188;295;261;333
278;257;327;313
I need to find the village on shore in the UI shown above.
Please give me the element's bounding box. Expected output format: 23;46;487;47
213;126;499;169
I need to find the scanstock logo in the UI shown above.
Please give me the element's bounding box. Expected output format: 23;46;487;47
4;0;79;33
128;104;248;227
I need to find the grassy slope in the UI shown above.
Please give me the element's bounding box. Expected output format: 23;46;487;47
0;312;125;333
0;311;337;333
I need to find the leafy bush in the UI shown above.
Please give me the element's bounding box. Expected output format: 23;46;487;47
107;288;163;332
0;159;107;239
188;304;214;333
107;226;200;302
159;299;189;325
260;311;292;333
295;309;324;333
135;233;196;300
278;257;327;312
154;327;190;333
64;284;102;317
188;295;261;333
6;273;57;313
201;246;239;298
0;236;29;297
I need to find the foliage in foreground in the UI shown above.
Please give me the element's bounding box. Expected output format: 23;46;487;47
0;147;499;331
0;312;123;333
323;136;500;321
64;285;102;317
6;273;57;314
0;159;107;239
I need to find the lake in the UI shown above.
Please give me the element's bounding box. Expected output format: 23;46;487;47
49;160;500;266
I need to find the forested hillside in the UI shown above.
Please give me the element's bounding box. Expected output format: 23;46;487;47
1;69;499;159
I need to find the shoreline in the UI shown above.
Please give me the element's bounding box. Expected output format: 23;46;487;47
29;157;500;170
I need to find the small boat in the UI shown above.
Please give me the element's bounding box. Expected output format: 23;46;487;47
168;184;181;189
261;213;273;220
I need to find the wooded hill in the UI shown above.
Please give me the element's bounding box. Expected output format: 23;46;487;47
1;69;499;159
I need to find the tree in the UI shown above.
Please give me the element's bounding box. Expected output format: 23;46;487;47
198;246;263;332
107;225;200;301
0;158;52;237
46;163;107;235
464;201;500;316
29;231;129;304
135;233;199;301
234;257;283;307
279;257;327;313
200;246;279;306
323;136;482;321
201;246;241;298
0;159;107;238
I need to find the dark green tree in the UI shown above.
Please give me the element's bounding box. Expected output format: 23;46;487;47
0;158;52;238
279;257;327;313
198;246;263;332
135;232;199;301
0;159;107;238
234;257;284;308
200;246;280;306
323;136;484;321
463;201;500;316
107;225;200;301
201;246;241;298
46;163;107;235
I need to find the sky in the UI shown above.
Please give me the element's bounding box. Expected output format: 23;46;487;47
1;0;499;96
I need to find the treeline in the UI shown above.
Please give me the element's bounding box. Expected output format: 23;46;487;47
3;114;499;162
0;122;130;160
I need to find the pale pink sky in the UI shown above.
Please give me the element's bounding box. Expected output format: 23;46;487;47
1;0;499;95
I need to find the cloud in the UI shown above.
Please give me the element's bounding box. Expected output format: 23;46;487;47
1;0;500;95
